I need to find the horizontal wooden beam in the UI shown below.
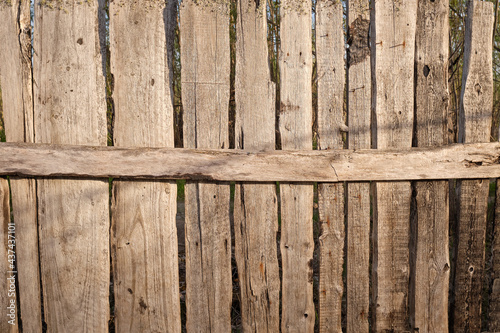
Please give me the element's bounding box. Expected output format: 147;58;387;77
0;142;499;182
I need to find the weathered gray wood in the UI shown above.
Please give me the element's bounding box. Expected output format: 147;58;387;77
454;1;494;331
233;0;280;331
180;0;232;331
490;179;500;331
316;0;345;330
109;1;180;332
33;1;109;331
2;142;500;181
0;178;17;332
0;1;42;332
346;0;371;331
412;0;450;331
372;0;416;329
280;0;314;331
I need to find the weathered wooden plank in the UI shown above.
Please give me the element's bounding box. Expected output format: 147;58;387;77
346;0;371;331
316;0;345;330
453;1;494;331
0;178;17;332
280;0;314;331
33;1;109;331
372;0;416;329
411;0;450;330
233;0;280;331
109;1;180;332
180;0;232;331
490;179;500;331
2;142;500;181
0;0;42;332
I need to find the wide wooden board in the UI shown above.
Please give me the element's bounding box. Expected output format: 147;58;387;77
233;0;280;331
180;0;232;330
0;0;42;331
346;0;371;330
412;0;450;330
279;0;314;331
109;1;180;331
2;142;500;181
372;0;416;329
454;1;494;331
316;0;345;330
33;1;110;331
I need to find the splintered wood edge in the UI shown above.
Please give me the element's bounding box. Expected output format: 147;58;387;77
0;142;499;182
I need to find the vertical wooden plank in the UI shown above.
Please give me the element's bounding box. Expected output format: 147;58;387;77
316;0;345;331
0;0;43;331
371;0;416;330
109;1;180;332
490;179;500;331
453;1;494;331
33;1;110;331
180;0;232;331
233;0;280;331
412;0;450;330
346;0;371;330
0;178;17;332
280;0;314;331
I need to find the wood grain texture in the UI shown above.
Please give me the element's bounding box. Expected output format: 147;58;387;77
180;0;232;331
490;179;500;332
0;1;42;332
371;0;416;329
280;0;314;331
2;142;500;181
316;0;345;331
0;178;17;332
233;0;280;331
453;1;494;331
109;1;180;332
412;0;450;330
346;0;371;331
33;1;110;331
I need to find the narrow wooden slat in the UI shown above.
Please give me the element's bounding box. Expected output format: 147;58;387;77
316;0;345;330
180;0;232;331
346;0;371;330
490;179;500;331
109;1;180;332
412;0;450;330
0;178;17;332
0;0;42;331
33;1;109;331
280;0;314;331
371;0;416;329
453;1;494;331
233;0;280;331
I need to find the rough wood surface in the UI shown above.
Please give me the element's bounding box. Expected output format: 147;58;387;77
490;179;500;332
33;1;110;331
0;178;17;332
453;1;494;331
371;0;416;329
180;0;232;331
109;1;180;332
0;1;42;332
2;142;500;181
233;0;280;331
412;0;450;330
316;0;345;330
279;0;314;331
346;0;371;331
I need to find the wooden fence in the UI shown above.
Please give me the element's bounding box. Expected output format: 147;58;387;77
0;0;500;332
